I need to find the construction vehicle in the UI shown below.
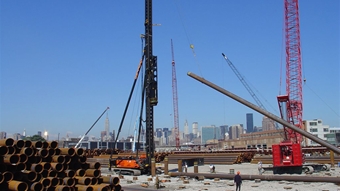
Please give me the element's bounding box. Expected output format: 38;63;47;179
271;0;304;174
108;0;158;176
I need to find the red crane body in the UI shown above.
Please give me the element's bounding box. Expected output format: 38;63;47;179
171;39;180;149
273;0;304;174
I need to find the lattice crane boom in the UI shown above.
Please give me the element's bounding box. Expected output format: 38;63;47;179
171;39;180;149
222;53;267;111
278;0;303;143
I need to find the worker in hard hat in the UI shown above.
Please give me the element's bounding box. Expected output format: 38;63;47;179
234;171;242;191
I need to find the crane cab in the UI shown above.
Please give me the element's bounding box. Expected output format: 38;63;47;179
272;140;304;174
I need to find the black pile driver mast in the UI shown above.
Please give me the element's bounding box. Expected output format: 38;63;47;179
144;0;158;171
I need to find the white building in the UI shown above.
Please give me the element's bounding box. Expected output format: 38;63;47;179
303;119;329;146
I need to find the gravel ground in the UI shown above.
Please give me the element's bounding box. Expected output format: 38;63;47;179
101;163;340;191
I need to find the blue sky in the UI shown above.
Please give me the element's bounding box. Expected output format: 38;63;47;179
1;1;339;141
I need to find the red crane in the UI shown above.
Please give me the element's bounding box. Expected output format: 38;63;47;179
273;0;304;174
171;39;180;149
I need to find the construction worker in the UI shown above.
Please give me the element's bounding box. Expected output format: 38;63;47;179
209;164;215;173
234;171;242;191
258;161;263;175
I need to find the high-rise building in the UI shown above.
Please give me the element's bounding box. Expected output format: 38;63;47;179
0;132;6;139
13;133;21;140
184;120;189;135
155;128;163;138
201;125;216;144
104;113;110;141
262;116;275;131
220;125;228;140
192;122;198;138
228;124;244;140
37;131;42;137
246;113;254;133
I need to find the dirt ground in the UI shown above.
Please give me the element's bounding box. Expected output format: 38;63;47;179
102;163;340;191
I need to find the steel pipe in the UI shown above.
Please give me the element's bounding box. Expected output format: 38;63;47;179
75;185;93;191
48;141;58;149
91;184;110;191
76;169;86;177
55;185;69;191
0;146;8;155
7;146;15;154
15;140;25;149
169;171;340;183
46;177;59;186
65;170;75;178
30;163;43;173
16;162;26;171
37;149;49;158
76;176;91;185
101;176;120;185
20;147;34;157
59;148;75;156
3;171;13;181
63;177;75;186
85;169;100;178
32;141;43;148
52;155;65;163
90;177;98;185
42;141;49;149
40;178;52;187
3;154;19;164
89;162;101;170
0;173;4;184
54;148;61;155
29;182;43;191
0;138;14;146
75;148;84;156
48;170;57;178
50;162;64;172
187;72;340;155
24;140;32;148
8;180;28;191
22;171;37;182
17;153;28;163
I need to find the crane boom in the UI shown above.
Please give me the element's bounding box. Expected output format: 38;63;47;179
272;0;303;174
222;53;266;110
75;107;109;148
171;39;180;149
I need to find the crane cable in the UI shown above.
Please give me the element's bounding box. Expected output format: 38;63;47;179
173;0;203;77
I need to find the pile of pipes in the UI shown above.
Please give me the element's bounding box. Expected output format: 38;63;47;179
0;138;121;191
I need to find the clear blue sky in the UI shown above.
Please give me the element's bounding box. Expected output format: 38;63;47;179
1;1;339;141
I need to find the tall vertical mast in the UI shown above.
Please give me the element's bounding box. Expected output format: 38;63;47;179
171;39;180;149
278;0;303;143
145;0;158;168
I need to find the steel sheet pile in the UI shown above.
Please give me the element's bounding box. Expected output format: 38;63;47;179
0;138;121;191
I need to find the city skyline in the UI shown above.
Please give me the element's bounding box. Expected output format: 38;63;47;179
1;1;339;142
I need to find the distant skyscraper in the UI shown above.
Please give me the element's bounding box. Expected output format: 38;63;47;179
156;128;162;138
262;116;275;131
192;122;198;137
184;120;189;135
105;113;110;141
23;129;26;137
228;124;244;139
201;125;219;144
38;131;42;137
246;113;254;133
220;125;228;140
0;132;6;139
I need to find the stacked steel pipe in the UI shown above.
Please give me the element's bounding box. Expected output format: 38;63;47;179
0;138;121;191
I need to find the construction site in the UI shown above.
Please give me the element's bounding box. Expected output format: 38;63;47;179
1;0;339;191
